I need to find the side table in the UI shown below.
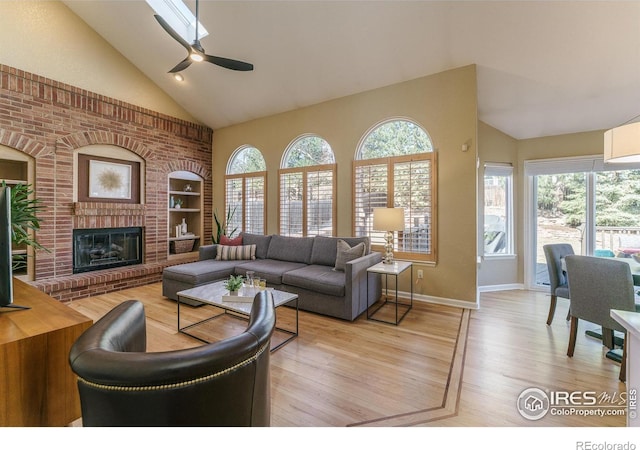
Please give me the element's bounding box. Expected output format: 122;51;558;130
367;260;413;325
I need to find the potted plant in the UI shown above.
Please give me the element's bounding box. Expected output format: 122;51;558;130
213;205;238;244
174;198;183;209
223;274;244;295
3;182;48;271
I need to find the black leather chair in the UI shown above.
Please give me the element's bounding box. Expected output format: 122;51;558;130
69;291;276;426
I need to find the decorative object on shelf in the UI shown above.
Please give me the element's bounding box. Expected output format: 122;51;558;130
223;275;244;295
174;198;183;209
183;183;192;192
373;207;405;264
175;225;182;238
172;239;195;254
170;196;175;208
213;205;238;244
181;218;188;235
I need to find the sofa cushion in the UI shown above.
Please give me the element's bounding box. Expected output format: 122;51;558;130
234;259;307;285
334;239;366;271
163;260;237;284
266;235;314;264
215;244;256;261
310;236;370;266
282;265;345;297
220;235;243;246
241;233;272;259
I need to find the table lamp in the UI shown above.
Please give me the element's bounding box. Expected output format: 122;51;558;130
373;207;405;264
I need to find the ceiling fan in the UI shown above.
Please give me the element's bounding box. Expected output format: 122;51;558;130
154;0;253;73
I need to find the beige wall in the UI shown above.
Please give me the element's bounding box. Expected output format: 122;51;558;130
0;1;194;122
212;65;479;305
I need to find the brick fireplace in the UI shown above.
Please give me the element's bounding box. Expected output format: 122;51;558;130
0;65;213;301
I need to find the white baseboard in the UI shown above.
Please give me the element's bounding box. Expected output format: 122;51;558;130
477;283;525;293
395;290;479;310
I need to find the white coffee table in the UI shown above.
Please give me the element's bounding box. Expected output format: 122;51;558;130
177;281;299;352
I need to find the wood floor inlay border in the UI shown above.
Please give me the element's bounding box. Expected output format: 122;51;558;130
348;308;470;427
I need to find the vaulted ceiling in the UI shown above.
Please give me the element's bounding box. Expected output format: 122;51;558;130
63;1;640;140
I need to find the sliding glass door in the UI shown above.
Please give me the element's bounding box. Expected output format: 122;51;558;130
526;157;640;289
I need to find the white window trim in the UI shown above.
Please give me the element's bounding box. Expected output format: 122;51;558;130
483;163;515;259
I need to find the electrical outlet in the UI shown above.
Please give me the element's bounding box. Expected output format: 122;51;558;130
417;269;423;279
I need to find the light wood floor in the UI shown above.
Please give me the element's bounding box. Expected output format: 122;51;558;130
65;284;627;427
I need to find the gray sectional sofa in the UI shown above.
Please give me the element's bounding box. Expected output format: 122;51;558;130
162;233;382;321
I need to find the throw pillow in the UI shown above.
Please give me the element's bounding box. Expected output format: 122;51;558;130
333;239;366;272
220;235;243;246
215;244;256;261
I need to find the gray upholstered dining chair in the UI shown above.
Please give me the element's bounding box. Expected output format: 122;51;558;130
564;255;637;382
69;291;276;426
543;243;574;325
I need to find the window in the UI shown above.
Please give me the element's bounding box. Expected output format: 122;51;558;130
145;0;208;42
483;163;514;256
225;146;266;235
525;156;640;289
279;135;336;237
353;119;436;262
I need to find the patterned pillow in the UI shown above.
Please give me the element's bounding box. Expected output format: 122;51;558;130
220;235;243;246
333;240;366;271
215;244;256;261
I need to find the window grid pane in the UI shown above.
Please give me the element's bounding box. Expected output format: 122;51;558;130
280;172;304;236
394;159;432;254
245;176;265;235
306;169;334;236
225;178;243;237
354;163;388;247
225;173;266;237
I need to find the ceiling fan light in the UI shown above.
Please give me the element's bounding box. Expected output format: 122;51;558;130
190;53;204;62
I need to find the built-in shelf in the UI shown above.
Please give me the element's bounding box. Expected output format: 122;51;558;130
168;171;203;256
169;190;200;196
168;235;200;242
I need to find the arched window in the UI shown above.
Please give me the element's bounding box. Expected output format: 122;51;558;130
225;146;267;236
353;119;437;262
279;135;336;237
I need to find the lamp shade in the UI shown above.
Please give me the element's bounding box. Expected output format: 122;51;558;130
604;122;640;163
373;208;405;231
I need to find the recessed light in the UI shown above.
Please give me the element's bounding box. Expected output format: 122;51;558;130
173;73;184;82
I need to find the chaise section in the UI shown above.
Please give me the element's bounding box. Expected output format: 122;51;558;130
162;260;237;304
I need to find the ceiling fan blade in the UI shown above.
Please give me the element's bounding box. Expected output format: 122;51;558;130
154;14;191;52
169;57;192;73
204;54;254;72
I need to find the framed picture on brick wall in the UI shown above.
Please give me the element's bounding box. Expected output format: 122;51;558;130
78;155;140;203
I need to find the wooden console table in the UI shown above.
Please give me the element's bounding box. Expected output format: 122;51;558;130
0;278;92;426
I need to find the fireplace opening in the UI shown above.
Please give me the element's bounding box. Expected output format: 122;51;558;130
73;227;143;274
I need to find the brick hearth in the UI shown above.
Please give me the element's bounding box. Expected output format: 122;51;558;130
0;65;213;301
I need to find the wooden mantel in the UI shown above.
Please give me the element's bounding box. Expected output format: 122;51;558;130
0;278;92;426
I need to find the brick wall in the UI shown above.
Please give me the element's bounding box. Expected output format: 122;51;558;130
0;64;213;301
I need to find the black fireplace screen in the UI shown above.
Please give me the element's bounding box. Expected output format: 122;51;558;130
73;227;143;273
